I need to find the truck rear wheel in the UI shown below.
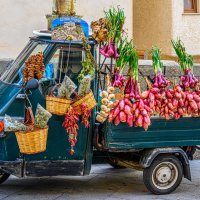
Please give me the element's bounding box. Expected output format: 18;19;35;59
143;155;183;195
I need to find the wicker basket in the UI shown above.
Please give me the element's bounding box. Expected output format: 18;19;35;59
15;127;48;155
46;96;71;116
72;91;97;115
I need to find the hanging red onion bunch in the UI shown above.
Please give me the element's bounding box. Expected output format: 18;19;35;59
152;47;170;89
100;7;125;59
172;39;199;90
100;40;119;59
180;69;198;90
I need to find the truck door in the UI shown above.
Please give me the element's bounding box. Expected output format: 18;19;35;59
24;45;90;165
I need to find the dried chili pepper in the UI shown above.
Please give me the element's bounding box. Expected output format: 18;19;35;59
81;103;91;128
0;122;4;132
62;106;79;155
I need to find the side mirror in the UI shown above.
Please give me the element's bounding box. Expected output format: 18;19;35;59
25;78;39;90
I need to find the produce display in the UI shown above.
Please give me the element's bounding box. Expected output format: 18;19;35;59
91;6;200;132
22;52;45;82
7;5;200;157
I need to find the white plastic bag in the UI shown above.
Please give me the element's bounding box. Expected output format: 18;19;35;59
35;104;52;129
78;75;92;97
58;75;77;99
4;115;27;132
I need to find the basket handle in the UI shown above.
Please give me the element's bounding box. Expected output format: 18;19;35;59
50;84;61;97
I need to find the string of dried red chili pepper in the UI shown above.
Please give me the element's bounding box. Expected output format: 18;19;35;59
62;106;79;155
81;103;91;128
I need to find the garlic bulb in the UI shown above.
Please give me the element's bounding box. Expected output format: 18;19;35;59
100;111;109;118
107;102;114;108
101;105;108;112
96;115;106;123
101;98;109;106
108;94;115;101
102;91;109;98
107;86;115;94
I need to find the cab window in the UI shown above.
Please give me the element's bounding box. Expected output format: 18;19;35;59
44;46;84;85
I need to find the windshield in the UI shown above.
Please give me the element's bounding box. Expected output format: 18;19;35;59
0;40;48;84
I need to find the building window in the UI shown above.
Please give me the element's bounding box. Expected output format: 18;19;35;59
184;0;198;13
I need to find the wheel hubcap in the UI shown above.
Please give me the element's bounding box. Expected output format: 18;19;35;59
156;166;172;183
152;162;178;190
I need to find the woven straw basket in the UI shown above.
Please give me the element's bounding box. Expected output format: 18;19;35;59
72;91;97;115
15;127;48;155
46;96;71;116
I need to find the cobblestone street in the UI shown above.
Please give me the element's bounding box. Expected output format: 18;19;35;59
0;161;199;200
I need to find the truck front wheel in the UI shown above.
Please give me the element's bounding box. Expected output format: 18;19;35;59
143;155;183;195
0;172;10;184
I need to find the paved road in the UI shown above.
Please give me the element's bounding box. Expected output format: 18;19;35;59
0;161;199;200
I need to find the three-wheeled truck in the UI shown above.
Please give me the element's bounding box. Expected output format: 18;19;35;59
0;33;199;195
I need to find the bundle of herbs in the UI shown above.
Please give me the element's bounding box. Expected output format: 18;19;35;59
172;39;198;90
78;37;95;82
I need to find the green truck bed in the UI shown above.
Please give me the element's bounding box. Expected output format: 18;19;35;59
103;117;200;150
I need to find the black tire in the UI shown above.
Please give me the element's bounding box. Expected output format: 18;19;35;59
0;172;10;184
143;155;183;195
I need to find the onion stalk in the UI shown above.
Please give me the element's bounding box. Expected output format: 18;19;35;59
113;37;133;88
124;48;140;99
151;46;170;88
